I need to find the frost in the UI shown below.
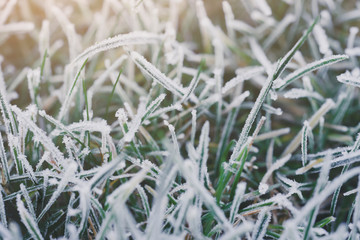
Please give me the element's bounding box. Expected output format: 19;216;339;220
73;31;161;65
130;51;186;97
275;55;349;90
258;183;269;195
253;0;272;16
223;91;249;113
263;14;296;50
337;68;360;87
17;194;44;240
0;22;35;33
249;38;272;74
251;209;271;240
1;0;360;239
345;47;360;56
0;0;17;25
347;27;359;49
0;190;6;227
313;25;332;55
51;5;81;61
282;99;335;156
283;88;324;100
259;154;291;194
301;121;309;167
222;66;264;94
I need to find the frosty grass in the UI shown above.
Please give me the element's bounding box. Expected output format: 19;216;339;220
0;0;360;239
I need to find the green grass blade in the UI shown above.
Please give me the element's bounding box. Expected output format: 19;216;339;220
275;54;349;90
105;69;122;119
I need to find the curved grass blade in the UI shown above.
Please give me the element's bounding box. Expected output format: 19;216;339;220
230;17;319;163
72;31;161;65
17;195;44;240
252;210;271;240
275;54;349;90
130;50;186;97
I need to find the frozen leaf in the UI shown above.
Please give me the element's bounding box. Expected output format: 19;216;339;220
73;31;161;65
130;51;186;97
275;55;349;90
337;68;360;87
17;195;43;240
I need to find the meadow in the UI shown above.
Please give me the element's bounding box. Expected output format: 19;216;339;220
0;0;360;239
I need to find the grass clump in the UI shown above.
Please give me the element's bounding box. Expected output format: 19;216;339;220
0;0;360;239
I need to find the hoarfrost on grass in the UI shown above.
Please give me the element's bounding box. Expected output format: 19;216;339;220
1;0;360;239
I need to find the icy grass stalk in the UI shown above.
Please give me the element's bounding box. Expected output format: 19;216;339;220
38;110;84;149
120;94;164;145
136;186;150;218
166;121;233;233
217;222;254;240
89;56;127;94
223;91;249;114
196;121;210;186
329;132;360;216
281;167;360;239
181;160;233;232
274;54;349;90
16;194;44;240
282;99;335;157
350;175;360;240
263;14;296;50
0;132;10;182
51;5;81;61
337;69;360;87
191;110;197;146
222;1;235;40
0;0;17;25
249;38;272;74
254;128;290;142
353;133;360;152
145;162;177;239
72;31;161;65
229;182;246;224
297;150;360;174
251;209;271;240
12;106;65;167
216;137;252;203
259;154;291;194
301;121;309;167
97;169;147;240
0;22;35;33
181;59;205;103
303;155;331;240
230;17;319;163
0;190;6;227
142;93;166;122
196;0;212;51
20;184;36;219
222;67;264;94
130;51;186;97
229;72;274;162
283;88;324;100
37;162;77;222
313;25;331;55
88;155;125;190
0;64;17;135
253;0;272;16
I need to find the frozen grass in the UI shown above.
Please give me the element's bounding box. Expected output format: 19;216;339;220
0;0;360;239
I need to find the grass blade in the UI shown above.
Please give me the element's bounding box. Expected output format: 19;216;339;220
275;55;349;90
